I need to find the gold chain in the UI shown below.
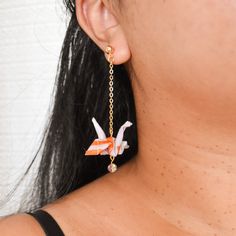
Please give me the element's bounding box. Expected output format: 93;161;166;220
106;46;115;164
109;59;114;137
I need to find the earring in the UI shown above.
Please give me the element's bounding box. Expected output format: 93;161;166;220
85;45;133;173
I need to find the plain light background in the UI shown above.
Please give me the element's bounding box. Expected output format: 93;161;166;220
0;0;68;216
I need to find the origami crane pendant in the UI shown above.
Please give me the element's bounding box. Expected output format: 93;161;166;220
85;117;132;173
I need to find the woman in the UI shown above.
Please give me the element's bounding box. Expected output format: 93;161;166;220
0;0;235;235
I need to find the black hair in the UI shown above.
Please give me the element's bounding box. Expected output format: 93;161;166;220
5;0;138;213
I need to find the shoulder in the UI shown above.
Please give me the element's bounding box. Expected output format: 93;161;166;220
0;213;45;236
40;163;135;235
0;162;135;236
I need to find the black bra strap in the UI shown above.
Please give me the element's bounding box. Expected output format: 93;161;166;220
27;209;65;236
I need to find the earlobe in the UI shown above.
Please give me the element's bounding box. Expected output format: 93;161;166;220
75;0;131;64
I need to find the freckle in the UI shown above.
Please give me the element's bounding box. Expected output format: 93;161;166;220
199;187;203;191
221;161;225;164
162;122;166;126
156;158;159;162
196;145;200;149
215;144;219;148
160;172;164;176
217;219;221;223
166;184;170;188
194;191;198;195
232;227;235;231
208;222;212;226
223;211;227;215
172;152;177;155
211;165;215;169
227;170;231;174
177;220;182;225
162;165;166;169
180;170;183;174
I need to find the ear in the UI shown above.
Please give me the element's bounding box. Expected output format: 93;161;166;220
75;0;131;65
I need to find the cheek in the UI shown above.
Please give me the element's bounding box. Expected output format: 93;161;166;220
124;0;236;115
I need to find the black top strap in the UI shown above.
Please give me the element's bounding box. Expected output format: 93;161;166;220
27;209;65;236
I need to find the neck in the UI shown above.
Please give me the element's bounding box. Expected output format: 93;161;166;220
129;73;236;235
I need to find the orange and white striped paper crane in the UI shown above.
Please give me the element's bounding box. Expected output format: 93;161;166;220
85;117;132;157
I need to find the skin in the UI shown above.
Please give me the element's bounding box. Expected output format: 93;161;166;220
0;0;236;235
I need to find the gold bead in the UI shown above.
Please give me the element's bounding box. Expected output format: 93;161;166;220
105;45;113;54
